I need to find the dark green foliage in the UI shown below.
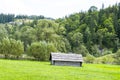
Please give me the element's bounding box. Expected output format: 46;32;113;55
15;15;45;20
58;3;120;56
0;14;14;23
73;45;89;56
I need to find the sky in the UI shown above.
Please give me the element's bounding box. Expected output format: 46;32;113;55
0;0;120;19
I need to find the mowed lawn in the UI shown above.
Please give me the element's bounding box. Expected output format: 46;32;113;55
0;59;120;80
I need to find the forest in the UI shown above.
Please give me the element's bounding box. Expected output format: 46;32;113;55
0;3;120;64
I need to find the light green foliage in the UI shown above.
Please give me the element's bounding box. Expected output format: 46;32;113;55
102;50;112;55
54;39;67;53
0;25;8;40
84;54;95;63
34;20;69;52
9;39;24;57
20;26;37;44
0;38;24;58
27;41;57;61
35;20;58;41
5;24;14;34
114;49;120;64
103;18;115;33
46;42;58;59
57;25;66;35
0;59;120;80
0;38;11;57
94;54;115;64
20;26;37;51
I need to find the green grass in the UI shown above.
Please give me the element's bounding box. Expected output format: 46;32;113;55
0;59;120;80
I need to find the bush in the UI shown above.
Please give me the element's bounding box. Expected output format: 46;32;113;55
102;50;112;55
84;54;95;63
27;41;57;61
114;49;120;64
94;54;115;64
0;38;24;59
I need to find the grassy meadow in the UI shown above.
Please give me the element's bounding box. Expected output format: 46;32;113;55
0;59;120;80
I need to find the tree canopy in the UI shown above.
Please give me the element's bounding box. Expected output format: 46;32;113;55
0;3;120;62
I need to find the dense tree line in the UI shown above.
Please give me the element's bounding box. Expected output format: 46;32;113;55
0;3;120;64
0;14;14;23
15;15;45;20
56;3;120;56
0;13;54;23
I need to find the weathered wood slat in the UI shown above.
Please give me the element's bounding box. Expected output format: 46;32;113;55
50;52;83;67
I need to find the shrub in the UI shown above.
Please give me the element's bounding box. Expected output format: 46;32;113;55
94;54;115;64
27;41;57;61
102;50;112;55
0;38;24;59
84;54;95;63
114;49;120;64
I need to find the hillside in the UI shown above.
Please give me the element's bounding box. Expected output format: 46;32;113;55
0;59;120;80
0;3;120;64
